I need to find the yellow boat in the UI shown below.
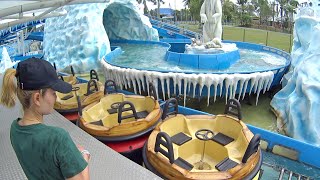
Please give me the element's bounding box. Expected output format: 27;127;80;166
58;74;77;85
54;77;104;113
54;63;77;85
78;89;162;142
143;99;262;180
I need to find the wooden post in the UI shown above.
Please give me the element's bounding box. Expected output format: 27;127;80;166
243;29;246;42
289;34;292;53
266;31;269;46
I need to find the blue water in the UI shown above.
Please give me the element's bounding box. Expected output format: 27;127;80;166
110;43;287;73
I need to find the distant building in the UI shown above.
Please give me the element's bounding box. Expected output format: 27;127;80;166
159;8;174;19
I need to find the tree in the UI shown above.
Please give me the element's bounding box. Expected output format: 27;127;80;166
222;0;236;23
189;0;204;22
237;0;250;26
252;0;272;25
276;0;298;31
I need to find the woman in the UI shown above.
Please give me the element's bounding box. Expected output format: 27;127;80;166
0;58;90;180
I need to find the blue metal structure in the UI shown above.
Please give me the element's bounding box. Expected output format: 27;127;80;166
25;32;44;41
0;19;45;42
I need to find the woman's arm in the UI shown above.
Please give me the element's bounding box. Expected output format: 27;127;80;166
66;166;89;180
67;146;90;180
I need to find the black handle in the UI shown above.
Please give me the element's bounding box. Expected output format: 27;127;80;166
149;83;157;100
70;66;75;76
224;99;242;120
104;80;117;95
90;69;99;81
117;101;138;124
154;132;174;164
58;75;64;81
242;134;261;163
161;98;178;120
86;79;98;96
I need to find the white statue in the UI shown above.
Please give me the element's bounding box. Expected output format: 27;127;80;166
200;0;223;43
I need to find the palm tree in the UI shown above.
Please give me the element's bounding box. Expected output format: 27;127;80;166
237;0;248;25
276;0;298;31
136;0;164;17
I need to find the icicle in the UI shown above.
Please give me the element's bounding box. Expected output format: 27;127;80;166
255;74;264;105
166;76;171;98
183;74;192;107
242;79;249;100
266;71;274;92
219;75;227;97
176;73;185;95
171;73;177;95
224;75;231;104
152;78;159;100
144;71;151;96
133;70;142;95
211;76;218;102
237;76;245;100
158;73;166;100
198;74;206;97
141;71;147;92
188;74;198;98
101;61;275;106
232;77;240;99
248;74;257;95
203;74;213;107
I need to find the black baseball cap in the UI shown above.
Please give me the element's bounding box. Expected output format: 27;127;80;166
15;57;72;93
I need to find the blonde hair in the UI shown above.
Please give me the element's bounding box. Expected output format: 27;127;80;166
0;68;47;110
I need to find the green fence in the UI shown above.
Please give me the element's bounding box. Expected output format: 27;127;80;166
222;26;293;52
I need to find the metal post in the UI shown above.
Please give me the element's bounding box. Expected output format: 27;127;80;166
17;32;21;55
21;30;25;56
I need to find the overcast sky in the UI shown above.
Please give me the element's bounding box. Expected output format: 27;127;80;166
145;0;187;10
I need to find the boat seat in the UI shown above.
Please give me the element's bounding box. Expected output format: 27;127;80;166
107;108;117;114
61;94;74;100
90;120;104;126
136;111;149;119
174;157;193;171
171;132;192;146
215;157;238;171
212;133;234;146
107;109;149;119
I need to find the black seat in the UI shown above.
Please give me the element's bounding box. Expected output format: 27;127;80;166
61;94;74;100
90;120;103;126
215;157;238;171
212;133;234;146
171;132;192;146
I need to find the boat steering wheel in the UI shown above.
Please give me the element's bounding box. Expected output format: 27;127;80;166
195;129;214;141
72;87;80;91
111;102;121;109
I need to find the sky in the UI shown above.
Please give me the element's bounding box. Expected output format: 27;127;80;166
145;0;187;10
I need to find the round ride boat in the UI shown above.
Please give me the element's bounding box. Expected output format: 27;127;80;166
77;81;162;163
143;98;262;180
55;70;104;122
